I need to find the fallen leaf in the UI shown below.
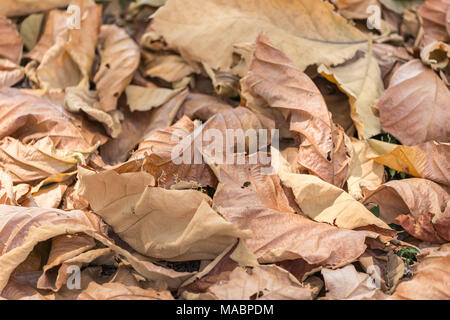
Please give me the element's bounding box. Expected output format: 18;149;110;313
0;169;17;205
0;88;106;151
241;34;352;188
188;265;313;300
128;116;217;188
176;92;233;122
418;0;450;42
368;139;450;187
0;59;24;88
36;0;102;90
371;43;413;87
273;147;391;232
36;234;96;291
178;240;258;296
420;40;450;72
380;0;425;14
77;166;247;261
64;86;123;138
331;0;379;19
19;13;44;51
0;0;71;17
363;178;450;243
321;264;386;300
31;183;68;208
0;205;193;292
100;89;188;164
347;138;385;200
125;85;181;112
0;16;23;64
315;77;355;137
0;136;89;184
212;153;373;266
319;46;383;139
133;105;269;188
93;24;140;112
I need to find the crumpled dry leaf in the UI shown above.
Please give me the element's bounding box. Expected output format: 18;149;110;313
0;205;104;292
64;86;123;138
202;64;240;98
358;249;406;294
78;281;174;300
380;0;425;14
273;147;391;232
241;34;352;188
375;59;450;145
417;0;450;42
0;88;106;151
0;205;193;293
391;243;450;299
0;169;18;205
19;13;44;51
39;247;113;292
187;265;314;300
150;0;366;77
128;115;217;188
212;153;374;267
77;166;248;261
0;59;24;88
140;51;195;83
368;139;450;187
93;24;140;112
176;92;233;122
315;77;355;137
131;0;167;9
420;40;450;73
371;43;413;87
132;104;270;188
1;0;447;301
25;10;67;62
35;234;96;291
0;16;23;64
0;0;71;17
31;182;68;208
36;0;102;90
347;138;385;200
0;136;89;184
331;0;379;20
125;85;181;112
319;46;383;139
363;178;450;243
100;89;189;164
321;264;387;300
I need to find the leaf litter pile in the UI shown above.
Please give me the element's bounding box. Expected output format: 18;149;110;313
0;0;449;300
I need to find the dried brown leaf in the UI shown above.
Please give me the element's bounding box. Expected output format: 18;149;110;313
0;16;23;64
150;0;367;77
376;59;450;145
241;34;352;187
